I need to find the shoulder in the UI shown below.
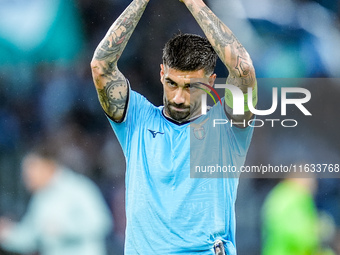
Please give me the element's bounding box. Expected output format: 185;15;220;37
125;89;163;121
129;90;159;111
54;168;94;193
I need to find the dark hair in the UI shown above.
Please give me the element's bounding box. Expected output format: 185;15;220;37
27;142;58;162
162;33;218;75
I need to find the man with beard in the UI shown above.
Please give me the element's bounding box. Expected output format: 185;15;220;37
91;0;256;254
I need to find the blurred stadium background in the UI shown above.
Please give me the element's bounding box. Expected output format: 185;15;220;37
0;0;340;254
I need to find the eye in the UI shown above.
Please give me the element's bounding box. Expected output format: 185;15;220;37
187;83;198;91
167;81;177;87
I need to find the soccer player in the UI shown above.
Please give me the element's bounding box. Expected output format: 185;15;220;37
91;0;256;254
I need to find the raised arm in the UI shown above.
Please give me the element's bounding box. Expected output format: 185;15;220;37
182;0;256;122
90;0;149;121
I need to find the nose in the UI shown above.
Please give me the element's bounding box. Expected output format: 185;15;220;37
173;88;186;105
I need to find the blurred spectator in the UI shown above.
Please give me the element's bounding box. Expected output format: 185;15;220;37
0;144;113;255
261;176;334;255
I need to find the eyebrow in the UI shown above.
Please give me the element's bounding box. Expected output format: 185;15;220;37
165;77;192;87
165;77;176;84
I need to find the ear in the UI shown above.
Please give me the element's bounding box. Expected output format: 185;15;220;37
209;74;217;87
160;64;164;81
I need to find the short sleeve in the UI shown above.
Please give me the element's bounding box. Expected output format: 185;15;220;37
205;98;255;157
229;119;255;157
106;84;155;156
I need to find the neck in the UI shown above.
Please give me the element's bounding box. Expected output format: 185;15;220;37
162;108;201;124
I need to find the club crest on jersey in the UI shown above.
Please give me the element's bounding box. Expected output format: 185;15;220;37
193;126;206;140
190;118;209;140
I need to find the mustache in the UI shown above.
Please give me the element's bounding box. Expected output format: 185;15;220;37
167;102;190;110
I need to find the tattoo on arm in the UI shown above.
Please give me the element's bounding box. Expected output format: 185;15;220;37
91;0;148;120
94;16;136;62
186;1;256;122
97;77;128;119
187;4;255;91
94;0;147;64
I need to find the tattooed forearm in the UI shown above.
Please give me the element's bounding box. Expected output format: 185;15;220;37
185;1;255;90
184;0;256;122
93;0;148;64
91;0;149;120
225;61;255;92
190;5;235;62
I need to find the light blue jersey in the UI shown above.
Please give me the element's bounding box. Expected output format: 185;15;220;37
107;89;254;255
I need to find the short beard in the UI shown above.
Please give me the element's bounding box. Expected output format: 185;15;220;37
164;101;190;122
